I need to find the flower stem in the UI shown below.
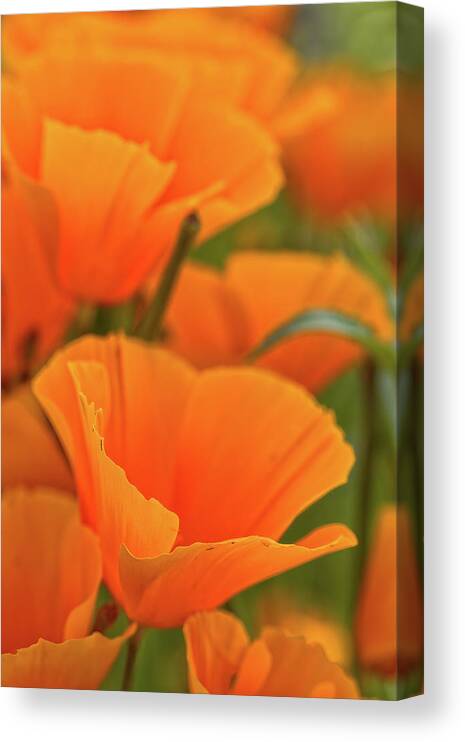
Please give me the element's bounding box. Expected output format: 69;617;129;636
137;212;201;341
411;358;424;576
122;626;144;692
358;360;377;577
93;299;137;335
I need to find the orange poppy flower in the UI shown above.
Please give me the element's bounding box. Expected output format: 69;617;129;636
355;504;423;677
3;51;282;304
213;5;295;36
34;334;356;628
275;69;398;222
165;251;393;392
2;383;73;492
258;592;351;667
2;488;135;689
1;161;73;382
111;9;298;122
3;9;297;125
183;610;359;698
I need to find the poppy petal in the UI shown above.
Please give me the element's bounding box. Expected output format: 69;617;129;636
231;640;272;696
2;625;136;690
355;504;423;676
71;390;180;602
36;344;181;603
137;9;298;121
1;80;42;178
161;99;283;216
41;119;175;302
119;524;357;628
166;263;248;368
258;628;359;699
172;367;355;544
34;335;196;518
2;488;101;654
227;251;393;392
1;163;73;381
16;52;190;159
183;610;249;694
2;384;73;491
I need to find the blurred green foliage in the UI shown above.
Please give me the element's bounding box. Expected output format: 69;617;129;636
292;2;423;75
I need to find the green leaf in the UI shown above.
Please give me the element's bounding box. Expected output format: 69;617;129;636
341;219;395;315
246;308;395;371
399;322;424;367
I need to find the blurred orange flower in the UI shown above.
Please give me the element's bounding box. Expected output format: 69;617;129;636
276;70;399;222
214;4;295;36
2;488;134;689
355;504;423;677
258;592;351;667
34;334;356;628
166;251;393;391
184;610;359;698
1;162;73;382
2;383;73;492
3;9;297;125
3;51;282;304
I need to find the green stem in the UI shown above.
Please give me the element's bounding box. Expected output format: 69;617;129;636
137;212;201;341
353;361;378;686
93;300;137;336
358;360;377;578
122;626;144;692
65;303;96;343
411;358;424;577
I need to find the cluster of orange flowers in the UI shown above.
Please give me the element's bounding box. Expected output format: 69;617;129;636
2;7;422;697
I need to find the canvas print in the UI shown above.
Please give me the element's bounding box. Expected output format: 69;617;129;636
1;2;424;700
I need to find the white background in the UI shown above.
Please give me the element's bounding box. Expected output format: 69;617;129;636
1;0;464;739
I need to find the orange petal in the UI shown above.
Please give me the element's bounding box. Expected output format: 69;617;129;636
1;79;42;178
119;524;357;628
5;11;297;123
139;112;283;270
70;390;179;603
1;163;74;381
137;9;298;121
120;179;225;286
277;70;398;222
183;610;249;694
232;639;272;696
7;52;283;300
258;628;359;699
2;383;73;492
355;504;423;676
36;339;354;546
2;625;136;690
35;336;357;624
14;51;191;159
41;120;175;303
2;488;101;654
34;336;186;601
165;262;248;368
258;593;352;668
34;335;196;521
214;5;295;37
172;367;355;544
227;251;393;392
161;98;283;235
